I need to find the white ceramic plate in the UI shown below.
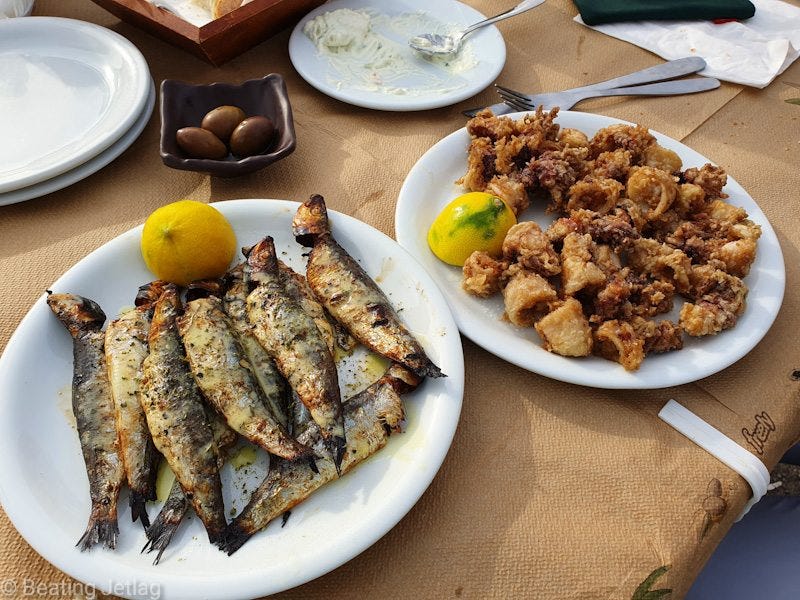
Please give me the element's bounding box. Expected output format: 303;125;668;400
0;78;155;207
0;17;150;193
395;111;786;389
0;200;464;600
288;0;506;111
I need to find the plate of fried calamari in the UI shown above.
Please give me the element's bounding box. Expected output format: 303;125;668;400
0;199;463;600
395;109;785;389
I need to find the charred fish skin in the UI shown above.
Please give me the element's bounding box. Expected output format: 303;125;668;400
245;237;346;471
179;295;312;461
221;364;420;554
293;195;444;379
105;302;160;529
223;265;291;428
143;408;238;564
47;293;124;551
140;284;228;546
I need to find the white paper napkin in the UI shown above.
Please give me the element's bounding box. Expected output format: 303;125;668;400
575;0;800;88
0;0;34;18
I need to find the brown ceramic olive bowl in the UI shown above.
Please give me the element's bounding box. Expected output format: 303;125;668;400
159;74;296;177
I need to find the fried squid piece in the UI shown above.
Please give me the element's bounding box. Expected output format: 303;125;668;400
561;232;606;296
630;317;684;354
502;221;561;276
642;144;682;173
546;209;639;249
486;174;530;215
534;298;593;357
674;183;707;216
589;123;655;161
593;320;645;371
625;166;678;226
522;147;589;212
502;269;558;327
459;137;496;191
707;199;762;240
591;269;674;323
466;109;515;141
462;251;508;297
679;265;748;336
592;149;632;181
512;105;561;141
712;238;758;277
627;238;692;293
683;163;727;199
558;127;589;148
566;176;624;214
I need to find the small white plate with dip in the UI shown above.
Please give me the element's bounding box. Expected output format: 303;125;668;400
288;0;506;111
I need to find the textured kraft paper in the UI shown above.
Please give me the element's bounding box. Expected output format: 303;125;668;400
1;0;799;598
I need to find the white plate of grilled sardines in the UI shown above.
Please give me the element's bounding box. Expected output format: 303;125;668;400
0;198;464;600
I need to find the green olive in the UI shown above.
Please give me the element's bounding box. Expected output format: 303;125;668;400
201;105;246;143
175;127;227;160
229;116;276;157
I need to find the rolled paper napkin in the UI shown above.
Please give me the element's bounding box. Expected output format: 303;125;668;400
573;0;755;26
575;0;800;88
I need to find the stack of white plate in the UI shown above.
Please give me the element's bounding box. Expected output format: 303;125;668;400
0;17;154;207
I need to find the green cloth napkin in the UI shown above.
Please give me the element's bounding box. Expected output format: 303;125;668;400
574;0;756;25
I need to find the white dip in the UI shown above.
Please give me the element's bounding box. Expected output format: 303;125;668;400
303;8;478;96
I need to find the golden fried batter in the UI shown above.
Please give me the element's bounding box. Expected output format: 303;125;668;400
502;222;561;276
589;124;655;161
683;163;728;199
502;270;558;327
643;144;682;173
558;127;589;148
566;177;624;214
625;166;678;224
534;298;593;357
592;149;632;181
462;251;508;297
561;232;606;296
459;137;496;192
486;174;530;216
593;320;645;371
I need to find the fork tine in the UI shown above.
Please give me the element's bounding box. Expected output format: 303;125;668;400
495;90;533;112
494;84;530;102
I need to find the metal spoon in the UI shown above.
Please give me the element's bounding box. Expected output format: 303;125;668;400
409;0;544;57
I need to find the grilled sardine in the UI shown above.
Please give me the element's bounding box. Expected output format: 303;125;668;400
222;364;420;554
140;284;227;546
104;282;166;529
293;194;444;379
223;265;291;428
47;293;125;550
245;237;346;472
143;409;238;564
179;295;311;461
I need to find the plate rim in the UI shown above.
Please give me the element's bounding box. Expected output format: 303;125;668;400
0;78;155;207
394;110;786;389
0;16;151;193
0;199;465;599
287;0;507;112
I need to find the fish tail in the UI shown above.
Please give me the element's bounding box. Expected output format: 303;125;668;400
293;194;331;247
129;490;152;529
142;518;181;565
406;354;446;379
76;513;119;551
142;488;188;564
220;522;253;556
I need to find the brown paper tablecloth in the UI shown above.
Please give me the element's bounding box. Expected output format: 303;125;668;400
2;0;800;598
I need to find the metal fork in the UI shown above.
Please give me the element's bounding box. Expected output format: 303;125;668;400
496;77;721;112
463;56;711;117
